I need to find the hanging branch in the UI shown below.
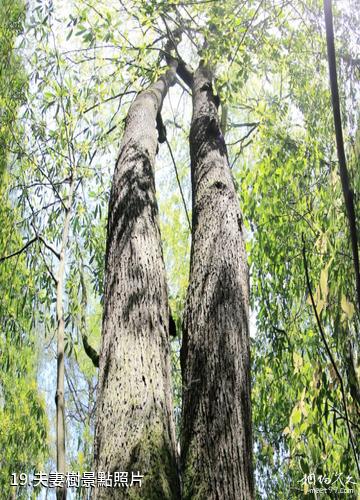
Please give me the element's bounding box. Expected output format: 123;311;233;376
83;89;137;115
324;0;360;312
64;366;87;426
0;234;60;263
0;237;38;263
165;138;192;233
38;244;58;286
37;235;61;260
302;234;360;475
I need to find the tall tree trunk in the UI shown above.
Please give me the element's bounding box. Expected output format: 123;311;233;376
94;65;180;499
181;64;254;499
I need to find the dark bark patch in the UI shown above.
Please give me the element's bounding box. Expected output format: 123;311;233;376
212;180;227;191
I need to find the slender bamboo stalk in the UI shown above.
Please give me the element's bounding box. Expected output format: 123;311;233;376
55;177;75;500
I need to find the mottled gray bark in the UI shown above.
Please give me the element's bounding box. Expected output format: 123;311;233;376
94;66;180;499
181;64;254;500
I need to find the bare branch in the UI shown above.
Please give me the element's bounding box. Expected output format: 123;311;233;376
38;244;58;285
162;19;194;87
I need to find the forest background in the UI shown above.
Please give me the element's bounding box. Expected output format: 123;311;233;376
0;0;359;498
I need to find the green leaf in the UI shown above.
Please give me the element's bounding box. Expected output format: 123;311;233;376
320;267;328;301
341;295;354;320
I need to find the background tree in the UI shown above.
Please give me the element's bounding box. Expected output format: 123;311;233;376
238;0;360;495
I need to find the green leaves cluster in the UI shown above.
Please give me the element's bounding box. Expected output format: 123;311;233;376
0;0;27;177
236;6;360;491
0;2;49;497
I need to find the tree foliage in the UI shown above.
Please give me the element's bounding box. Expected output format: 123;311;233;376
0;0;359;497
0;1;48;497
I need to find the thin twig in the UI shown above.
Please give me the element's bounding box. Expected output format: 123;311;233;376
38;244;58;285
38;236;61;260
226;124;258;146
83;90;137;114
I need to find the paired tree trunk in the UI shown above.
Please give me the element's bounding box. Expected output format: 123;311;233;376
95;56;254;498
181;64;254;499
94;65;180;499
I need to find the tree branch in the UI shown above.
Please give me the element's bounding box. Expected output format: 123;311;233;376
83;90;137;114
38;244;58;285
0;237;38;263
227;124;259;146
82;335;99;368
38;235;61;260
162;20;194;87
